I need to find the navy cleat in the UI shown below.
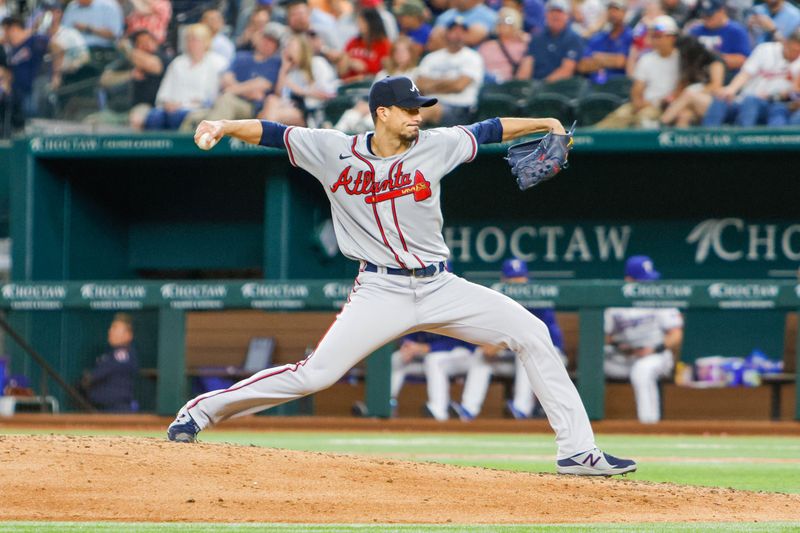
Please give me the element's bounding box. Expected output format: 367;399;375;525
556;448;637;476
167;409;201;443
448;401;475;422
505;400;530;420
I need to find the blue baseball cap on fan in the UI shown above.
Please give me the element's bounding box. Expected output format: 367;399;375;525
699;0;724;16
625;255;661;281
369;76;438;116
502;258;529;279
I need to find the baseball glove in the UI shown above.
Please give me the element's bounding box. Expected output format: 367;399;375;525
506;121;576;191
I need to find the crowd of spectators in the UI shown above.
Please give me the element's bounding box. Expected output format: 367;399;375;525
1;0;799;136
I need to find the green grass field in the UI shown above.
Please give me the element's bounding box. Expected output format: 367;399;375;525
2;427;799;532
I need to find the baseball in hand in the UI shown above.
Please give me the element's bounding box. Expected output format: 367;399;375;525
197;132;218;151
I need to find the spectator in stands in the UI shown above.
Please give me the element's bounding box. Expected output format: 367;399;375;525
79;313;139;412
0;33;8;132
62;0;123;49
748;0;800;46
659;35;725;126
202;8;236;66
517;0;584;82
503;0;545;35
42;1;90;91
0;0;7;21
258;33;338;126
457;258;567;420
428;0;498;51
626;0;663;76
183;23;284;129
338;8;391;82
577;0;632;84
123;0;172;45
595;15;679;128
660;0;691;28
236;4;273;51
335;35;422;133
604;256;683;424
284;0;339;54
689;0;750;76
394;0;432;54
360;0;400;43
1;15;49;130
571;0;607;39
144;24;227;130
416;17;484;126
376;34;421;80
478;7;529;84
92;29;165;130
702;28;800;126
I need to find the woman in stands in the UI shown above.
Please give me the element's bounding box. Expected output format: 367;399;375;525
258;34;338;126
144;23;227;130
337;8;391;83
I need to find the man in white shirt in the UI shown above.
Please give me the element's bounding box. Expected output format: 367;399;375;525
61;0;123;49
702;29;800;127
416;17;484;126
595;15;680;129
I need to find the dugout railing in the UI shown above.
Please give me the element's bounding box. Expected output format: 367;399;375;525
1;279;798;420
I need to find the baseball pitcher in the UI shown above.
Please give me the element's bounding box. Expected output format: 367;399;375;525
168;76;636;476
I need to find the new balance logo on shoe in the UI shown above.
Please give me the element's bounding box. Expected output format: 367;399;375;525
583;454;601;467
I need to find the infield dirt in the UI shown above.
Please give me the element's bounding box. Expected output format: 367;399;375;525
1;434;799;524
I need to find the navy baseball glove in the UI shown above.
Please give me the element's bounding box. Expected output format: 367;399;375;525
506;121;576;191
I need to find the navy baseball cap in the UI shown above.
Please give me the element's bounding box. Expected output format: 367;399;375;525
502;258;529;279
699;0;724;16
369;76;438;115
625;255;661;281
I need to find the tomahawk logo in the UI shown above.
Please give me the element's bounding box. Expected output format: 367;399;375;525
687;218;800;263
583;454;601;467
686;218;744;262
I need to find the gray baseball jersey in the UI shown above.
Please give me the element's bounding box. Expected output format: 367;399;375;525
284;126;477;268
604;308;683;349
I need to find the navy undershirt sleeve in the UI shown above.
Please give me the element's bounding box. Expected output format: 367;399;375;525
464;118;503;145
259;120;288;148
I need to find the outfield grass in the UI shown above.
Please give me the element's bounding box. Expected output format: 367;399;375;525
3;428;800;494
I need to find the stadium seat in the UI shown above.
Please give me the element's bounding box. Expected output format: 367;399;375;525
523;92;574;125
474;94;520;121
323;95;355;126
337;78;375;96
589;76;632;99
540;77;589;100
480;79;538;101
575;93;623;126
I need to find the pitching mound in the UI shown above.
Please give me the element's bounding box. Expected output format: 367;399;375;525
1;435;798;524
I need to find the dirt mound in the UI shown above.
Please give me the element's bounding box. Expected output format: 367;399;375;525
1;435;797;524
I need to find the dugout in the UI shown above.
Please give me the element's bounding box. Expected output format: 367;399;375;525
4;129;800;415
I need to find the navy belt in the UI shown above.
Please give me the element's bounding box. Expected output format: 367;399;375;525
364;261;446;278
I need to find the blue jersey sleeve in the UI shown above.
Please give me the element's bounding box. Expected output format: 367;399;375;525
464;118;503;145
259;120;288;148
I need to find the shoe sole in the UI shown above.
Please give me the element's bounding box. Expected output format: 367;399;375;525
168;431;197;443
556;464;637;476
